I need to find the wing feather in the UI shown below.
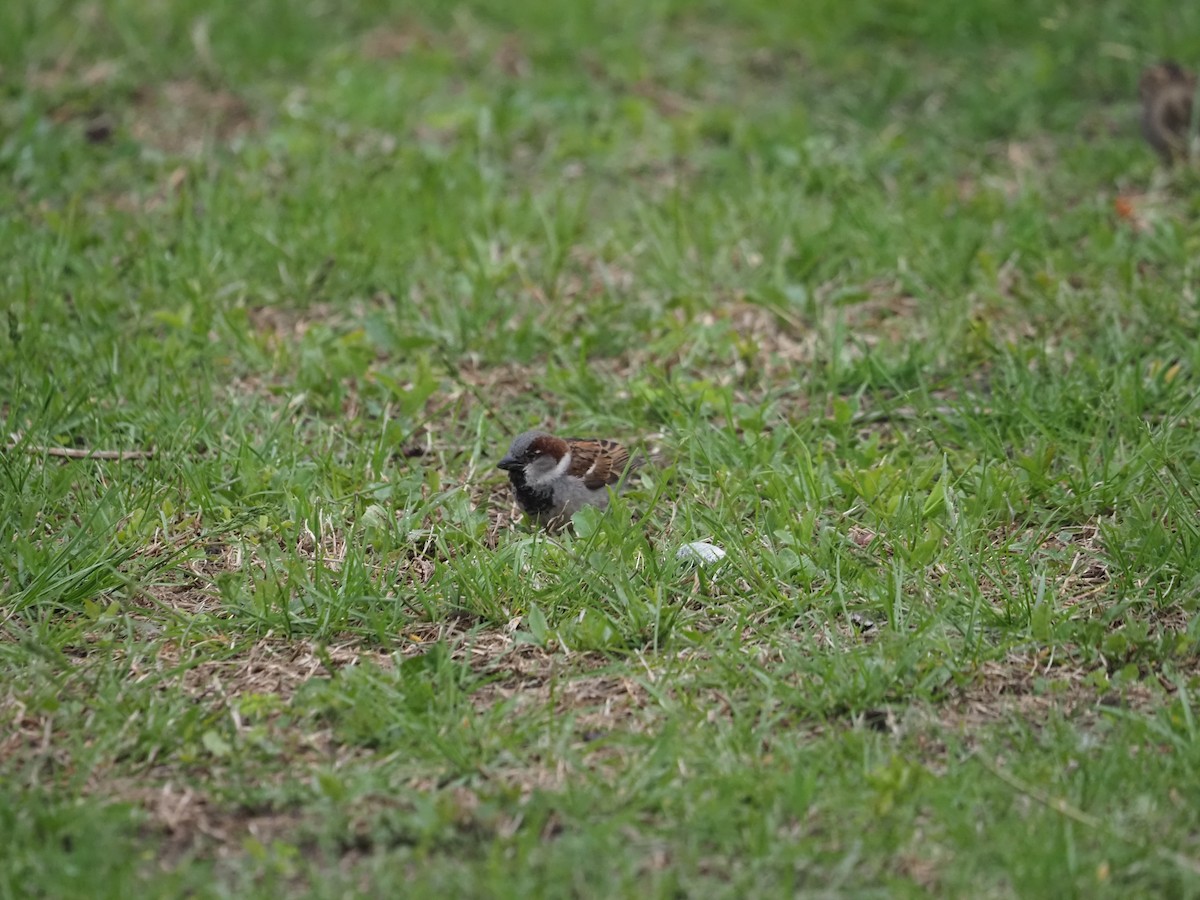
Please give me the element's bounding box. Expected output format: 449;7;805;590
564;438;637;490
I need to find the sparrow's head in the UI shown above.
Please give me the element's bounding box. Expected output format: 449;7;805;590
1141;61;1196;101
497;431;571;484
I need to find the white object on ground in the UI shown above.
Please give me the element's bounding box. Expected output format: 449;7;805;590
676;541;727;565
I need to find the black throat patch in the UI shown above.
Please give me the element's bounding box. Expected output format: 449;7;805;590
506;468;555;516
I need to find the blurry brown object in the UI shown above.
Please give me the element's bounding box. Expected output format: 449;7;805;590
1139;61;1197;165
84;113;115;144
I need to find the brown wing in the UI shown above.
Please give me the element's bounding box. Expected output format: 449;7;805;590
1140;63;1197;162
564;438;636;490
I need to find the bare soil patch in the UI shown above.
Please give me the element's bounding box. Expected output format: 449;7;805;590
130;79;257;155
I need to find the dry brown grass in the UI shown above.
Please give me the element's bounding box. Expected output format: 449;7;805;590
129;80;257;156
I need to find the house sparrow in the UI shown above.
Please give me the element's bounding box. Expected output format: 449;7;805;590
497;430;643;528
1139;61;1197;165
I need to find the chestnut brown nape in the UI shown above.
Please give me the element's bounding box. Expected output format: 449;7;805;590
1139;61;1197;165
1160;61;1195;83
1140;61;1195;89
1139;61;1191;97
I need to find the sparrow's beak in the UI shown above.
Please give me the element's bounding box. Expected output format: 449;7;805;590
497;455;518;471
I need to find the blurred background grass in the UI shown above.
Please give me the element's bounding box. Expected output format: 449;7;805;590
4;0;1200;895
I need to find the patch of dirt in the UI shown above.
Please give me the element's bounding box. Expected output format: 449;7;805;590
31;55;123;94
128;782;310;866
71;624;652;859
243;294;357;347
130;79;256;155
469;653;651;739
140;637;391;706
1;610;636;852
1035;524;1112;608
100;165;192;215
360;21;434;60
929;523;1116;623
927;646;1162;738
744;46;809;81
38;56;257;157
702;300;819;382
894;844;945;894
833;279;923;344
361;17;529;79
1;692;60;772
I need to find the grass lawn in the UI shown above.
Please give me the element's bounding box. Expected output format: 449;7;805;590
4;0;1200;895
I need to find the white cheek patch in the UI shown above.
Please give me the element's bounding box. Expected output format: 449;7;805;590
528;451;572;487
552;452;573;480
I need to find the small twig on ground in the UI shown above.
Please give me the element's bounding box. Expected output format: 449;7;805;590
5;433;154;460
